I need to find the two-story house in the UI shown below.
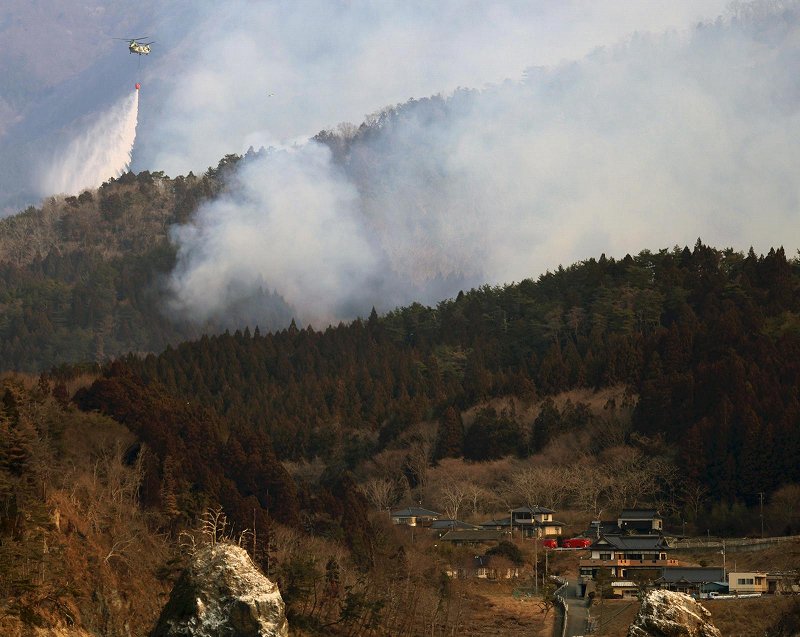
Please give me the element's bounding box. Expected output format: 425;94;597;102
586;509;664;538
617;509;663;534
480;506;565;538
579;534;678;580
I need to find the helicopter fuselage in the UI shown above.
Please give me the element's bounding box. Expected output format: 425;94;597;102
128;42;151;55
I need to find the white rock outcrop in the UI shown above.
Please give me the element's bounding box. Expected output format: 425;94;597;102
627;589;721;637
150;543;288;637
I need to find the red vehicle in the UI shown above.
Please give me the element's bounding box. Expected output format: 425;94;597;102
541;539;558;549
560;537;591;549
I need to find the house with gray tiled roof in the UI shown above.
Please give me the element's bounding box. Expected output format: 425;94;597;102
430;519;480;535
439;529;506;545
617;509;663;534
579;533;679;580
655;567;727;596
391;507;441;527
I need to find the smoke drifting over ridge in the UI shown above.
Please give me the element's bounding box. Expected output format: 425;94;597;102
39;90;139;197
168;144;379;322
0;0;727;213
135;0;730;178
166;3;800;327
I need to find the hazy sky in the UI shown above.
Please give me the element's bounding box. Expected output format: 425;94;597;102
134;0;732;176
1;1;729;209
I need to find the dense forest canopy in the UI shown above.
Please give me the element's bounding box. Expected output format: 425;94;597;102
2;163;798;510
93;240;799;508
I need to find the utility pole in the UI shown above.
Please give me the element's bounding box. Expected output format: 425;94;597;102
722;540;726;578
533;506;539;595
534;530;539;594
545;545;549;577
759;492;764;538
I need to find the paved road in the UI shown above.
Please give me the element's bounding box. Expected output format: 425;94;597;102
560;580;590;636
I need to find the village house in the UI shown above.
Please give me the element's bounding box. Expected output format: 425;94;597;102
390;507;441;527
430;519;480;536
655;567;727;597
579;534;678;580
617;509;663;534
587;566;728;599
766;572;800;594
446;555;521;580
608;580;640;598
439;529;506;545
586;509;663;538
728;571;768;595
480;506;565;538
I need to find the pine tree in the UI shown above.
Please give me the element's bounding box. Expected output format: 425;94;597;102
433;406;464;460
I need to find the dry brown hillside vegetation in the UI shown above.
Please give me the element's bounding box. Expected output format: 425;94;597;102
0;173;176;267
350;386;679;529
3;365;800;637
0;374;172;635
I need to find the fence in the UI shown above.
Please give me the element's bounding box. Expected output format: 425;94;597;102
670;534;800;551
552;576;569;637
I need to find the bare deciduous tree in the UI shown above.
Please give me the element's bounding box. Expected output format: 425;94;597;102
682;483;709;522
463;481;492;517
358;477;396;512
505;465;569;512
438;481;467;521
565;463;612;517
405;439;433;498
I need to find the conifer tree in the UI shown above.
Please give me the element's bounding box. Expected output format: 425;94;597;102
433;406;464;460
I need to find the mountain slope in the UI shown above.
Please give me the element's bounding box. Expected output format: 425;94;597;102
0;163;293;372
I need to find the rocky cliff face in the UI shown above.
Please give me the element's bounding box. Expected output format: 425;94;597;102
627;590;721;637
150;543;288;637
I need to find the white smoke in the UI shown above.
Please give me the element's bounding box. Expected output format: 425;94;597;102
138;0;729;178
166;4;800;327
167;143;379;324
39;90;139;197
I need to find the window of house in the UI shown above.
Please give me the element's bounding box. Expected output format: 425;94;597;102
737;578;754;585
600;553;612;560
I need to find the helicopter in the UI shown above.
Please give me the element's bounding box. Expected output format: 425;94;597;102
114;37;154;55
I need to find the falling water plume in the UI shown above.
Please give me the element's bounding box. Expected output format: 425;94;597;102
40;90;139;197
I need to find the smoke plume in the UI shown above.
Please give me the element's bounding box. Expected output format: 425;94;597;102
39;90;139;197
165;3;800;328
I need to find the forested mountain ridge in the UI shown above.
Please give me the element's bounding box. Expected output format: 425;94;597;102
103;240;800;508
0;158;293;371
